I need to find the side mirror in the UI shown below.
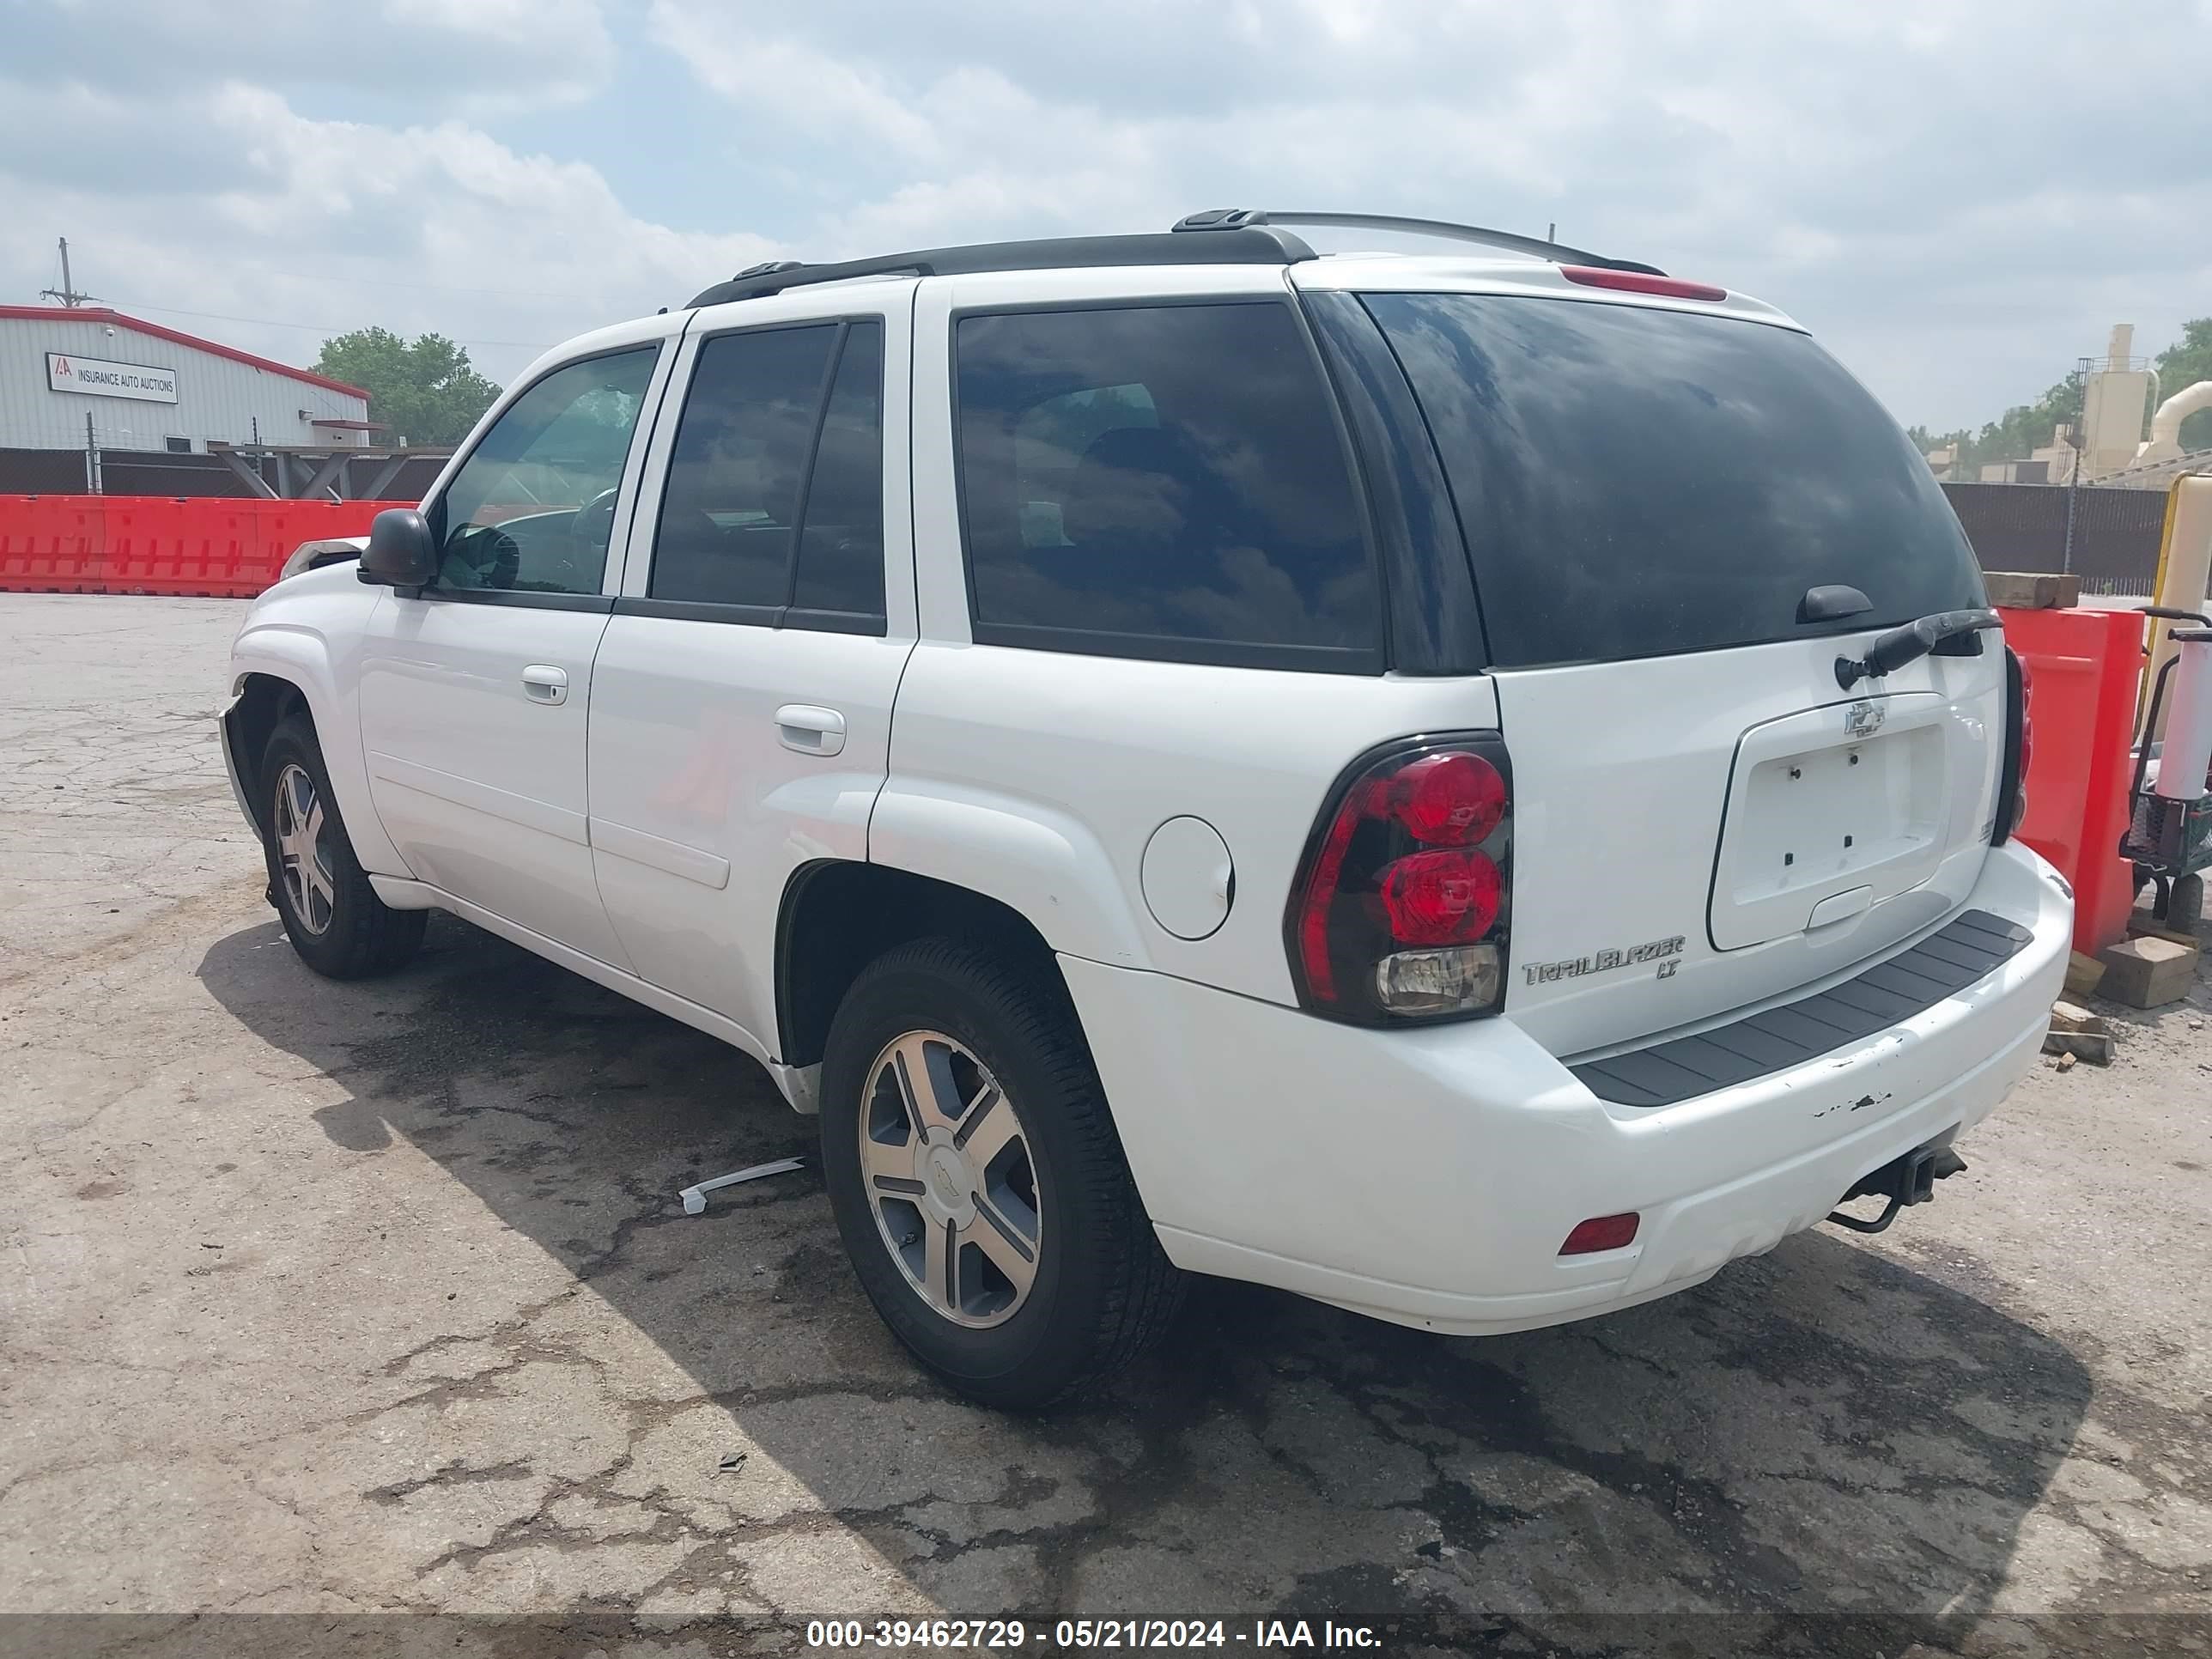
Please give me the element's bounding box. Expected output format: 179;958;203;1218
359;508;438;591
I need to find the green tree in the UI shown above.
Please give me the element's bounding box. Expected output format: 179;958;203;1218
2154;319;2212;453
311;328;502;446
1941;371;2086;479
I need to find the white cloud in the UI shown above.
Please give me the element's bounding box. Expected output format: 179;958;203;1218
645;0;2212;427
0;77;780;384
3;0;2208;427
649;9;943;159
381;0;611;53
27;0;615;103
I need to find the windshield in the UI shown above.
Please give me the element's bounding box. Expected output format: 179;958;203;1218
1363;293;1986;668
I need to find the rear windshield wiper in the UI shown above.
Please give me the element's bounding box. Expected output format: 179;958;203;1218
1835;608;2002;690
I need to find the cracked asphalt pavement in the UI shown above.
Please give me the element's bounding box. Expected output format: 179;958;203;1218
3;594;2210;1657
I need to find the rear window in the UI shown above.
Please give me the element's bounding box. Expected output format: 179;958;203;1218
954;302;1380;669
1364;294;1985;668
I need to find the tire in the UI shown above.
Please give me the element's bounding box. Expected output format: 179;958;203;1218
817;937;1184;1409
259;714;426;979
2171;873;2205;933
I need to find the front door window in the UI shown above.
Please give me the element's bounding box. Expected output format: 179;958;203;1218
433;347;660;596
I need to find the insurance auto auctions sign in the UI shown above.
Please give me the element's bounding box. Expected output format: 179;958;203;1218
46;352;179;404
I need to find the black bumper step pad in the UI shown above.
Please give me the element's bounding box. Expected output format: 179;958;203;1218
1568;909;2034;1108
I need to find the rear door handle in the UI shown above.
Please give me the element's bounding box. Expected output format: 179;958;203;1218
775;703;846;757
521;665;569;705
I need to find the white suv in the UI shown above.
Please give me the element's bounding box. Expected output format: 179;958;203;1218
223;210;2071;1407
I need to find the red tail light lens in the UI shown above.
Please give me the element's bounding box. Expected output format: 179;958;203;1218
1380;848;1502;944
1559;266;1728;303
1285;735;1512;1024
1387;750;1506;845
1560;1212;1640;1255
1996;646;2033;844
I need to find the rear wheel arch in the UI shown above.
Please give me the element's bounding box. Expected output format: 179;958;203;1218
776;861;1073;1071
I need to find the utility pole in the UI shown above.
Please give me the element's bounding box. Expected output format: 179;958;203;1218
40;238;101;307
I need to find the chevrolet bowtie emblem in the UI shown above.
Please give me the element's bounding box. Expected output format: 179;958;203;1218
1844;700;1886;738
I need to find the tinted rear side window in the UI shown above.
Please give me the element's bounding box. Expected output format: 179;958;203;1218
955;302;1379;667
1364;294;1985;668
652;325;836;608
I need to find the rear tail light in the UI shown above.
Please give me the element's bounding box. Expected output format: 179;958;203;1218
1994;647;2033;844
1559;265;1728;303
1285;735;1512;1023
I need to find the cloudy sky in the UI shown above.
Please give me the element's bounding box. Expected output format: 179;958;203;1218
5;0;2207;430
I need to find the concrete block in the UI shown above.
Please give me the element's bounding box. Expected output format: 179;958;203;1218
1985;571;2081;610
2049;1000;2112;1035
2096;936;2200;1009
2127;915;2201;949
2043;1029;2115;1064
2064;951;2108;1000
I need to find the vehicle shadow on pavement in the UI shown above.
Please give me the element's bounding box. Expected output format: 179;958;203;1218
196;913;2093;1656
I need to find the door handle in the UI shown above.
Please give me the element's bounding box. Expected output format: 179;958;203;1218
775;703;847;757
521;665;569;705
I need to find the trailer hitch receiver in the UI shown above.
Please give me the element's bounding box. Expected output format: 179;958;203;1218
1826;1141;1966;1235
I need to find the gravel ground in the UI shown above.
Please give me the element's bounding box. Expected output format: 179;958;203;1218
2;593;2209;1659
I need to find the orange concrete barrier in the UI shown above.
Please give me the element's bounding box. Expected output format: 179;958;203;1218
1998;605;2147;956
255;499;402;562
102;498;258;597
0;495;409;598
0;497;106;592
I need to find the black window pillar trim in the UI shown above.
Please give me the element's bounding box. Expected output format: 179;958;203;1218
606;310;698;599
410;587;617;614
1298;290;1487;676
607;594;889;637
781;319;852;611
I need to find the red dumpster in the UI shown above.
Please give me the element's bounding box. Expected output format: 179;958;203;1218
1997;605;2144;956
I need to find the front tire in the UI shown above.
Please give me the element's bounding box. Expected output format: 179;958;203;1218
259;715;425;979
817;938;1183;1409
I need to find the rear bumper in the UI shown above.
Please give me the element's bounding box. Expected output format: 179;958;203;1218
1065;839;2071;1336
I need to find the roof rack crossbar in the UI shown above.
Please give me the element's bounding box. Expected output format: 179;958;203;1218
1171;209;1665;276
690;227;1318;309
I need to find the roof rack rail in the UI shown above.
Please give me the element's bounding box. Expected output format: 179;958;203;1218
690;227;1317;308
1171;210;1664;276
730;259;803;282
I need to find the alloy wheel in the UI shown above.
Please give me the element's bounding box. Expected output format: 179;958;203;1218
859;1030;1042;1328
272;762;336;936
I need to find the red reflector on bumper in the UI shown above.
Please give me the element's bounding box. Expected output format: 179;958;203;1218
1560;1212;1641;1255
